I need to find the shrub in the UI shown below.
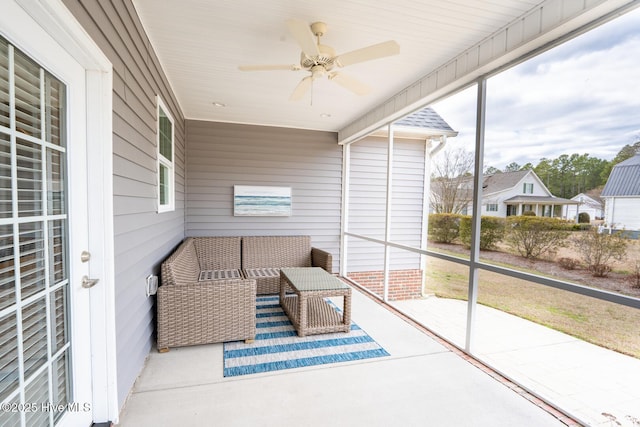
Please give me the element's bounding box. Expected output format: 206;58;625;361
557;257;580;270
571;223;592;231
578;212;590;223
459;216;506;250
631;259;640;289
505;216;571;259
522;210;536;216
428;213;463;243
573;228;628;277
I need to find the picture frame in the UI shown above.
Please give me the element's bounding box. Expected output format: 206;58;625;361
233;185;292;216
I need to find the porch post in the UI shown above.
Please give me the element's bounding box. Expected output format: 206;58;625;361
339;143;351;277
466;78;486;353
421;140;431;297
421;136;446;296
383;123;394;302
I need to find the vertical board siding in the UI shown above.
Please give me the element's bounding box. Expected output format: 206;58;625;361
607;198;640;230
63;0;186;409
348;137;426;271
185;120;342;272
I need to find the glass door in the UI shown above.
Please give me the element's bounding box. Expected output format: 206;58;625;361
0;35;90;427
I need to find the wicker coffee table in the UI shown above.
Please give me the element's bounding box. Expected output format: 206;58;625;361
279;267;352;337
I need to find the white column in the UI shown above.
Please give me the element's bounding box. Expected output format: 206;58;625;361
339;144;351;277
466;79;486;353
383;124;394;302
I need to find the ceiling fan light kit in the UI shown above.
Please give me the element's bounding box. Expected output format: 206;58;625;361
239;19;400;101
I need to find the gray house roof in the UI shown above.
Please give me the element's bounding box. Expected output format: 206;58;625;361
395;107;457;135
601;154;640;197
482;170;530;194
454;170;533;194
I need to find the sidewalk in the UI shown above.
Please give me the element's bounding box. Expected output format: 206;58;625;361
393;296;640;427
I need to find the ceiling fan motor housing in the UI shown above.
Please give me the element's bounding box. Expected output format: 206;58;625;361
300;44;336;69
239;19;399;101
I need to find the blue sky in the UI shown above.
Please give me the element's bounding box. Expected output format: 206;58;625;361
432;6;640;170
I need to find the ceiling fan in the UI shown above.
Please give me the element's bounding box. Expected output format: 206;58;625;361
239;19;400;101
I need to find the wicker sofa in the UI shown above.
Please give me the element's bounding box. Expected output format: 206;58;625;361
156;235;333;351
157;237;257;352
242;235;333;295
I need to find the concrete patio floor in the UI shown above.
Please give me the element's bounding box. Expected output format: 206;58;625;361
116;287;571;427
394;296;640;427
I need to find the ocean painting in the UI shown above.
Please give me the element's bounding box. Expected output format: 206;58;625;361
234;185;292;216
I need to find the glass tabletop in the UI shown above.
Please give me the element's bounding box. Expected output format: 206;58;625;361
280;267;350;291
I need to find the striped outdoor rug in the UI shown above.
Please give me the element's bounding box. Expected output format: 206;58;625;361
223;295;389;377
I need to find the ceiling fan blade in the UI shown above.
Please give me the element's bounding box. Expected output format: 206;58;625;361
238;64;299;71
289;76;313;101
335;40;400;67
286;18;320;58
329;72;371;96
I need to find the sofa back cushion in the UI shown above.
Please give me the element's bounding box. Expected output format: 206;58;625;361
161;238;200;286
242;236;312;269
192;236;241;270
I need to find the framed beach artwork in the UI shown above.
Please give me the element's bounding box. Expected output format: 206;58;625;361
234;185;292;216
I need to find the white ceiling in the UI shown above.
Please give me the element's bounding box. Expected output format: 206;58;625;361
132;0;544;132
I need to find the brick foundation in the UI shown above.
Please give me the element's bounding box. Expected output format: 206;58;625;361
346;269;423;300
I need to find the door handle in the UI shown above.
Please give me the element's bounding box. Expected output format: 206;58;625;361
82;276;99;289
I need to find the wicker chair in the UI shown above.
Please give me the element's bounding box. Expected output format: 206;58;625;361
157;238;256;352
241;236;333;295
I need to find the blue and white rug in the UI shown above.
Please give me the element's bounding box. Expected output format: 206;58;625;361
223;296;390;377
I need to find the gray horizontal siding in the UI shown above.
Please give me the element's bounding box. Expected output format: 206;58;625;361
347;137;426;272
63;0;186;410
185;120;342;272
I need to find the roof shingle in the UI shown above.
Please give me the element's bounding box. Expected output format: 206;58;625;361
482;170;530;194
395;107;456;133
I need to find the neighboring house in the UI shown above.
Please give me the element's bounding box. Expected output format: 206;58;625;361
563;192;604;221
480;170;578;217
431;170;578;217
601;154;640;230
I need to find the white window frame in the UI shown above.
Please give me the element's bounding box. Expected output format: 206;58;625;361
486;203;498;212
157;96;174;212
523;183;534;194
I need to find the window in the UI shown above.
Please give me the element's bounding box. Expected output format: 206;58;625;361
486;203;498;212
157;97;174;212
523;183;533;194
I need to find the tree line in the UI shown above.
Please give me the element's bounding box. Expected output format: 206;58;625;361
484;141;640;199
